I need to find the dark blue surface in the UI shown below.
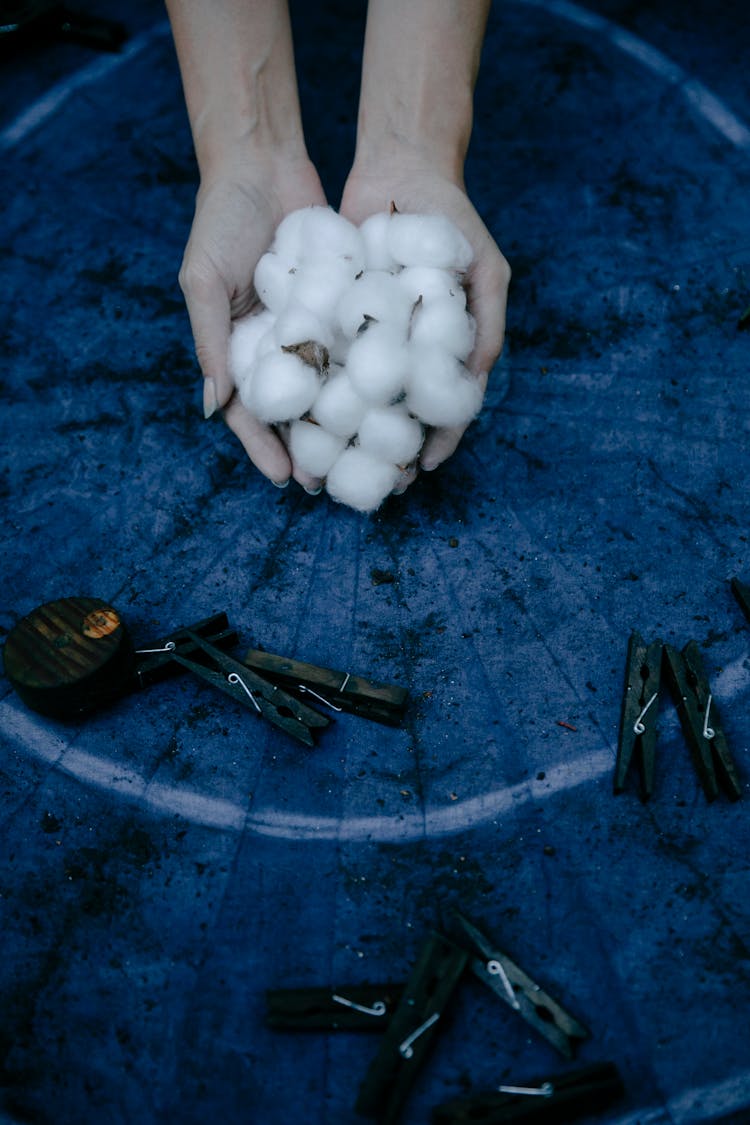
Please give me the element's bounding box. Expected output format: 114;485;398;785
2;2;750;1123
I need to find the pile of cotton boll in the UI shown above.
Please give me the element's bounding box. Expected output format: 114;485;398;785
228;205;482;512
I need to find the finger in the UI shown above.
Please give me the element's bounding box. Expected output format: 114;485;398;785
466;245;511;376
178;257;234;415
223;395;292;485
293;469;324;495
392;463;419;495
419;424;466;471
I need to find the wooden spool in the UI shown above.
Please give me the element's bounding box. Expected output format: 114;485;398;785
3;596;135;718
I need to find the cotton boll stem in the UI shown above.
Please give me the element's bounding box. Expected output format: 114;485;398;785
281;340;330;376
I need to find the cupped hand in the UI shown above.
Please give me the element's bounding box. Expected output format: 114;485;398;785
179;153;326;486
340;154;510;489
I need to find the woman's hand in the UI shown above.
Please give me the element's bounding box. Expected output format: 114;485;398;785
340;0;510;492
166;0;329;487
341;154;510;486
179;154;326;485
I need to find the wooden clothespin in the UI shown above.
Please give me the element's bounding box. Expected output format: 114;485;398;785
265;983;403;1032
663;641;742;802
167;629;331;747
355;932;468;1123
133;612;238;688
730;576;750;624
4;597;410;747
243;646;408;726
452;913;588;1059
613;630;742;802
432;1062;625;1124
614;631;663;800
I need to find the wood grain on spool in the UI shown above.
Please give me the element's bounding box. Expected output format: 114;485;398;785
3;596;135;718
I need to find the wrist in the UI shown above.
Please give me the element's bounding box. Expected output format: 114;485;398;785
190;62;308;179
194;117;309;185
352;75;475;183
353;0;485;186
166;0;308;181
352;111;471;187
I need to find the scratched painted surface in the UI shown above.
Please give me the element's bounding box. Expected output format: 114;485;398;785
1;2;750;1123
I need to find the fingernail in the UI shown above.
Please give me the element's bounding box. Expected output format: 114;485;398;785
272;479;290;489
203;377;218;419
420;459;437;472
304;486;323;496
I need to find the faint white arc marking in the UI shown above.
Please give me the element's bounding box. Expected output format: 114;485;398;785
1;697;611;840
513;0;750;150
0;21;172;151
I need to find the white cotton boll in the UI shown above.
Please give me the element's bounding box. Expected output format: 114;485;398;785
298;206;365;271
398;266;467;309
311;368;368;438
406;347;484;427
257;328;278;360
346;323;411;405
289;420;346;477
388;213;473;271
329;332;351;366
326;448;400;513
247;350;320;423
272;209;308;265
358;405;424;465
359;212;398;271
228;309;275;389
253;252;294;313
290;258;357;324
274;305;332;350
337;272;411;338
410;297;476;360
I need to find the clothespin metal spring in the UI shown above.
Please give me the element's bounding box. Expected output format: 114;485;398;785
399;1011;440;1059
487;957;521;1010
331;994;387;1018
497;1082;555;1097
633;691;657;735
227;671;262;713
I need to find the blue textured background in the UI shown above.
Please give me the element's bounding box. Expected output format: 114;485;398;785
1;2;749;1122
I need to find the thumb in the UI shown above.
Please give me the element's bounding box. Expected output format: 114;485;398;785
178;258;234;418
466;246;511;377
